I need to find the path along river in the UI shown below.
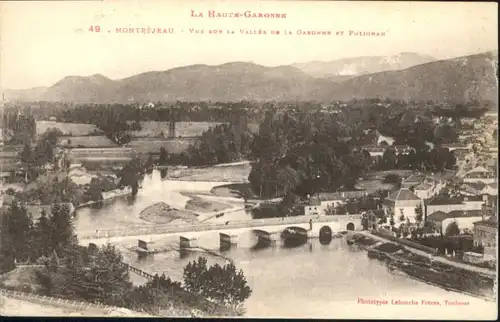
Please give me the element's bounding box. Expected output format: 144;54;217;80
74;170;496;319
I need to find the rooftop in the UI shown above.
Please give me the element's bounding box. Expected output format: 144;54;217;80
414;182;432;190
427;195;463;205
386;188;421;202
427;209;483;222
403;173;427;183
461;182;487;191
473;218;498;228
316;192;345;201
465;166;491;175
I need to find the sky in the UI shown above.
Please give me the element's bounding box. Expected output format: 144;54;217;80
0;0;497;89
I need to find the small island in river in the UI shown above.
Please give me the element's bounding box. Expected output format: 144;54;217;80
139;202;198;224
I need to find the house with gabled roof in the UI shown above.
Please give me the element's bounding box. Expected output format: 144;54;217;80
462;166;496;184
303;192;346;216
427;209;484;233
401;173;427;189
473;216;497;248
383;188;423;224
460;182;498;197
426;194;485;218
413;182;434;200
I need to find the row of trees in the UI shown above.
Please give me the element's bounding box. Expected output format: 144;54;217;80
376;146;457;172
0;199;252;314
0;202;76;273
1;108;37;144
248;111;371;199
181;122;254;166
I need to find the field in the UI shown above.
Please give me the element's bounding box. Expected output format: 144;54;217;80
131;121;260;137
364;169;413;180
170;162;251;183
126;138;196;154
36;121;98;136
58;136;117;148
131;121;224;138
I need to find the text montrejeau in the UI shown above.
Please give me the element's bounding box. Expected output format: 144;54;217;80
192;10;287;19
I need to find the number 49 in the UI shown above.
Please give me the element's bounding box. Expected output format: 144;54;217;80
89;25;101;32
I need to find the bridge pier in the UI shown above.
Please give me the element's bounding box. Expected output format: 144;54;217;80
257;231;281;246
220;233;238;250
180;236;198;249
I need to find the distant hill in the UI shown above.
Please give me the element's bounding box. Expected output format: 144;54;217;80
3;87;48;102
26;63;328;103
312;51;498;102
4;51;497;103
292;52;436;78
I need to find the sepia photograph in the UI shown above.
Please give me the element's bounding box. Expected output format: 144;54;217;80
0;0;498;319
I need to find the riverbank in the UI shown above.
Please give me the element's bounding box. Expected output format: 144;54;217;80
75;187;132;209
350;233;496;301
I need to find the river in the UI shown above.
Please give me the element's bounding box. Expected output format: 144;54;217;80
74;170;497;319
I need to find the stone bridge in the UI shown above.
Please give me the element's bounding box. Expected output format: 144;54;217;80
83;215;362;250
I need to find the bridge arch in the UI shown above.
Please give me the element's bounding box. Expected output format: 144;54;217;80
319;225;333;245
346;222;355;231
281;226;308;237
281;226;308;248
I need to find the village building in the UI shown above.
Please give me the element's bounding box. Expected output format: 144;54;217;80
383;188;423;223
442;143;471;151
303;192;346;216
413;182;434;200
362;209;385;231
460;182;498;197
473;217;497;248
462;166;496;184
426;209;484;234
426;195;485;216
361;145;386;158
393;145;415;156
400;173;426;189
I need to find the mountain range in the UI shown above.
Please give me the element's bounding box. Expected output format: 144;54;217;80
3;51;498;104
291;52;436;79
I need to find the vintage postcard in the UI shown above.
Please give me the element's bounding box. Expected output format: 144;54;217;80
0;0;498;319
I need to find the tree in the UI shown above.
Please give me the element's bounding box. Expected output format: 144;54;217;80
415;204;424;227
0;201;34;263
382;148;397;170
389;214;395;230
19;143;35;182
399;209;405;222
48;249;60;273
279;192;300;216
34;210;53;258
118;157;144;195
49;203;78;256
445;221;460;236
183;257;252;309
86;244;132;306
34;128;63;167
183;256;209;294
159;147;168;165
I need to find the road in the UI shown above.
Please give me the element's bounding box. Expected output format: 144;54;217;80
0;289;152;317
358;231;496;277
